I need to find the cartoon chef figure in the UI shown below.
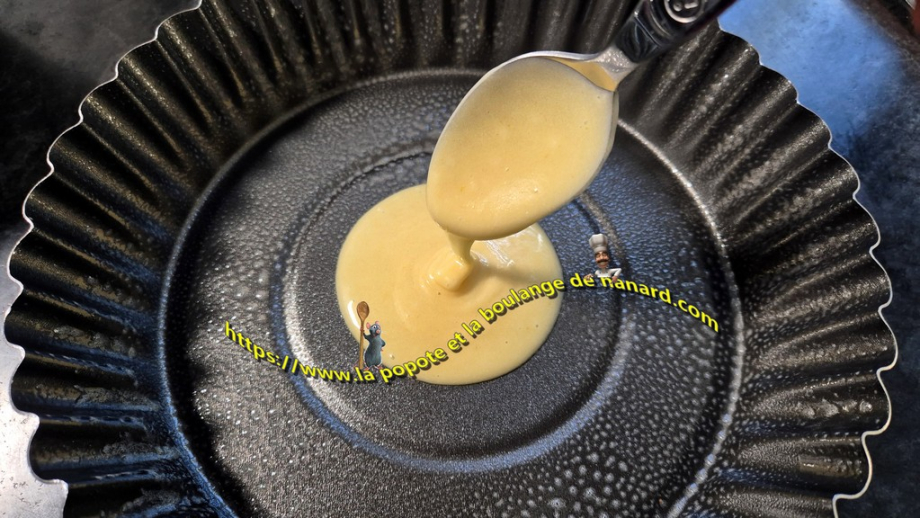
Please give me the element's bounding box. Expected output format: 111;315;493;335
586;233;621;281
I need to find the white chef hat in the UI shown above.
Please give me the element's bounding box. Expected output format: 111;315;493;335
589;234;608;254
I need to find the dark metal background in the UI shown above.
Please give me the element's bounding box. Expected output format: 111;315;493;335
0;0;916;516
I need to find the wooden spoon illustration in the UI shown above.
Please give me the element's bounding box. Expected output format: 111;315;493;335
356;301;369;370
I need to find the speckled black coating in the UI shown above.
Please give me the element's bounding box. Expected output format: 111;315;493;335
0;0;897;516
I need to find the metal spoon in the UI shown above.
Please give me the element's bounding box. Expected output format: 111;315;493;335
509;0;739;89
427;0;738;245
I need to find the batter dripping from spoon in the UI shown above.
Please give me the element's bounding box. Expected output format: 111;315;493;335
336;58;617;385
335;0;737;385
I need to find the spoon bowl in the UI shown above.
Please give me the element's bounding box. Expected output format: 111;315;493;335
425;0;738;242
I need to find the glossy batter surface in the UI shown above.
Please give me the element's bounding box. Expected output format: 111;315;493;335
426;57;616;240
335;185;562;385
336;57;618;385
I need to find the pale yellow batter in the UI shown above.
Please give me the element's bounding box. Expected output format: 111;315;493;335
335;57;617;385
427;58;616;241
335;185;562;385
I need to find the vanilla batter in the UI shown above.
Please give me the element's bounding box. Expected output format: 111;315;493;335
335;58;617;384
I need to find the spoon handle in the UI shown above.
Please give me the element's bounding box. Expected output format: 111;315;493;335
615;0;738;63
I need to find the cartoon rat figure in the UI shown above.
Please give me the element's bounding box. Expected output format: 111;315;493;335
363;321;386;369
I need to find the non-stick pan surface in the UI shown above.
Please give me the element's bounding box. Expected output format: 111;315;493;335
2;1;894;516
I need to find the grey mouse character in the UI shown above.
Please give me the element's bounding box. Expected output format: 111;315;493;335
363;320;386;369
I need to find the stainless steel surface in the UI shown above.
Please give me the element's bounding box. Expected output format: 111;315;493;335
508;46;639;85
503;0;739;88
0;340;66;517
